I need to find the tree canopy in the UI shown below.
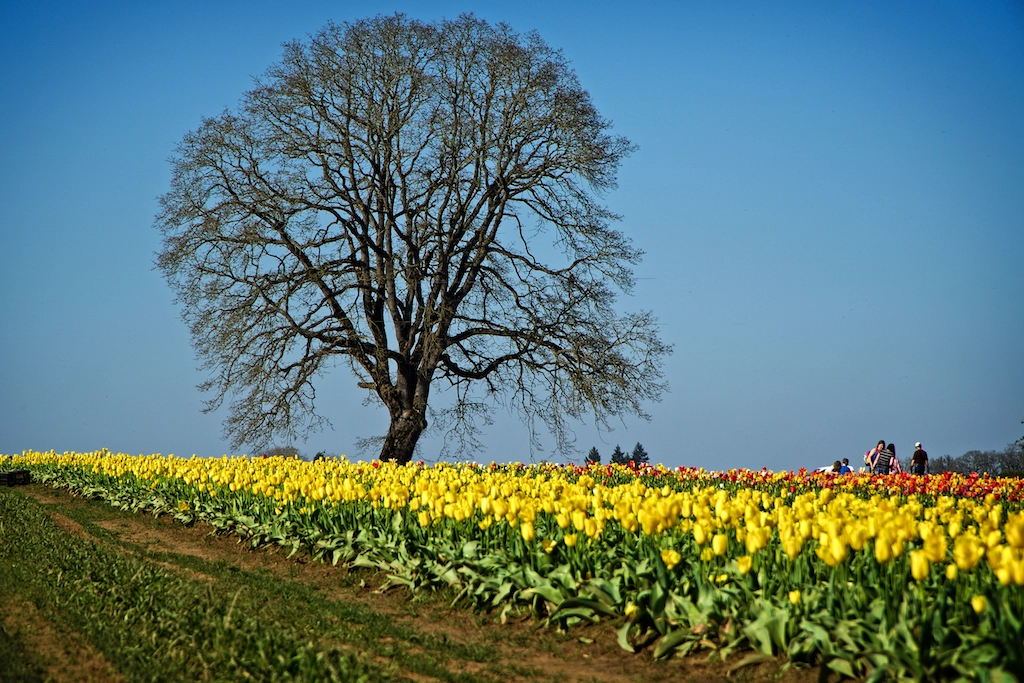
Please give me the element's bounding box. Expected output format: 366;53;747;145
928;442;1024;476
155;13;669;463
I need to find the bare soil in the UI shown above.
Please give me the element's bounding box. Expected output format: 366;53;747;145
17;484;826;683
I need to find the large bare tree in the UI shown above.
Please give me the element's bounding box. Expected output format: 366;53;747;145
156;14;670;463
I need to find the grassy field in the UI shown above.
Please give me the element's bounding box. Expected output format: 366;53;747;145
0;483;817;683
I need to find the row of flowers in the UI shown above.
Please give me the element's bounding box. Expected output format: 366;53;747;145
3;449;1023;680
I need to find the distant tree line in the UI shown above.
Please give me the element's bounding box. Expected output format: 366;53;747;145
265;445;302;459
586;443;650;465
922;441;1024;477
264;446;341;461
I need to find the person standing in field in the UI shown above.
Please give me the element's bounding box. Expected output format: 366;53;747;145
912;442;928;475
872;442;897;474
890;444;904;473
865;439;885;468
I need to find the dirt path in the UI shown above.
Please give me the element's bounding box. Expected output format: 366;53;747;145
17;484;822;683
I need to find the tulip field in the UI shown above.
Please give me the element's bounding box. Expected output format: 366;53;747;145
3;449;1024;681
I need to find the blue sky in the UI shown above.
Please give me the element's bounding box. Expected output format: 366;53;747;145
1;0;1021;471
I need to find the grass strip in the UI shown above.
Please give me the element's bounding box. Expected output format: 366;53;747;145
11;486;536;683
0;488;386;683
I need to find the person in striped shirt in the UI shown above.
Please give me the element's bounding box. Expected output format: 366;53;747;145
872;442;901;474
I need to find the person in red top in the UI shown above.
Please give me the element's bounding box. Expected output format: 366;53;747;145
911;442;928;475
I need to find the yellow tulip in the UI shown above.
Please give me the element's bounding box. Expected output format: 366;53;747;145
922;533;948;563
520;520;535;542
910;550;930;581
875;539;892;564
737;555;752;575
788;590;801;605
945;563;957;581
948;518;962;538
712;533;728;556
971;595;988;613
954;535;984;571
572;509;587;531
829;535;848;565
995;565;1011;589
660;548;682;570
1006;513;1024;549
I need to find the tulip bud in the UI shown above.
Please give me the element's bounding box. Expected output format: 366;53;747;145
712;533;728;556
910;550;930;581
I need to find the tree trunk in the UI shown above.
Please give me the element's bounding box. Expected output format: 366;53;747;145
378;409;427;464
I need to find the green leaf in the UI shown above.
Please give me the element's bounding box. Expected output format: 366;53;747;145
351;554;382;570
989;668;1020;683
491;581;515;606
653;627;694;660
550;597;618;619
743;622;773;656
584;577;622;604
617;623;635;653
521;585;565;606
826;657;855;678
553;608;599;623
725;653;773;675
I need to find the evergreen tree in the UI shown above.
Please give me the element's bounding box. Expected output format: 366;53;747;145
586;447;601;464
610;445;628;464
631;442;649;465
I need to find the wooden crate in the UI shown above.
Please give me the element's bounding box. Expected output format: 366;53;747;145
0;470;31;486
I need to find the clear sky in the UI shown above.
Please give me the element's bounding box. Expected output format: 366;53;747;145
2;0;1022;471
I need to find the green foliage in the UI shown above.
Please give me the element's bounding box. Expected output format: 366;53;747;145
585;447;600;464
0;488;382;682
609;445;628;465
18;461;1024;681
631;443;650;465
